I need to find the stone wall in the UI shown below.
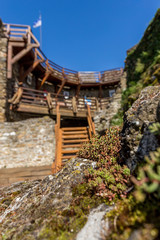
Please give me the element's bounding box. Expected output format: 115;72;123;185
0;116;55;169
0;19;7;122
93;74;126;133
94;92;122;133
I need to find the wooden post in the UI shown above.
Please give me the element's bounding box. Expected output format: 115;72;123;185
7;43;12;79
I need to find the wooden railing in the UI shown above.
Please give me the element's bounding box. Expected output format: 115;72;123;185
3;23;123;84
52;104;62;173
3;23;39;46
87;104;96;138
9;87;112;113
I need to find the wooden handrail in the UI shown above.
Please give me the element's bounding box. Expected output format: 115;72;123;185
9;86;112;112
3;23;123;84
52;104;62;173
87;104;96;138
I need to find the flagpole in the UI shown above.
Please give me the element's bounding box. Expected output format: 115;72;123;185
40;15;42;49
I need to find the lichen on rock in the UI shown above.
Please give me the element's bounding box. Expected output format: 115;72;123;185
0;157;103;240
121;86;160;171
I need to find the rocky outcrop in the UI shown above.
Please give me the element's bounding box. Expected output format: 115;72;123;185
121;86;160;171
0;157;101;240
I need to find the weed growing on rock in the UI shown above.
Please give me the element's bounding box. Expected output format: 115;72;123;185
132;148;160;202
77;127;131;203
105;123;160;240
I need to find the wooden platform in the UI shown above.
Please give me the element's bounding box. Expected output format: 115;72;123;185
0;165;52;187
17;103;95;117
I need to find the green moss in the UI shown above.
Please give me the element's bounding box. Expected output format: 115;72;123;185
110;109;123;127
37;193;101;240
123;9;160;113
105;195;160;240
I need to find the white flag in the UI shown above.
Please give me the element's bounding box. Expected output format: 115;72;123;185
33;16;42;28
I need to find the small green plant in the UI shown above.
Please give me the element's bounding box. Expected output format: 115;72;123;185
132;123;160;201
77;127;131;202
132;148;160;202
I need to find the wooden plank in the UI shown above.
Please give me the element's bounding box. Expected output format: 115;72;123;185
62;139;88;143
0;165;51;174
61;155;77;159
55;128;62;171
62;149;79;154
17;103;93;117
62;131;87;135
62;144;82;148
61;127;87;131
62;135;88;139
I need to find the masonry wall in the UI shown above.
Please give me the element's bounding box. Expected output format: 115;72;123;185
94;74;126;133
0;20;7;122
0;116;55;169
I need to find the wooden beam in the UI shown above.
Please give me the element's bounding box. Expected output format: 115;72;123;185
20;59;43;82
55;69;67;98
56;79;66;98
39;71;50;89
11;44;37;64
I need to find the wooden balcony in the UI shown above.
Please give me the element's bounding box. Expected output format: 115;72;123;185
9;87;111;117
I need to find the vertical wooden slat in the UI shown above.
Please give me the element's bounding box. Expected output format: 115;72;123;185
7;43;12;79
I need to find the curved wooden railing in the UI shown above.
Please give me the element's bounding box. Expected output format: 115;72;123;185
3;23;123;85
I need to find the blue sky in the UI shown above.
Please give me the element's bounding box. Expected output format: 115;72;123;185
1;0;160;71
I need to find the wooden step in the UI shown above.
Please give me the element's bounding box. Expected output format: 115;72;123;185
62;135;88;139
61;155;77;159
62;149;79;154
62;131;88;135
61;127;87;131
62;139;88;143
62;144;82;148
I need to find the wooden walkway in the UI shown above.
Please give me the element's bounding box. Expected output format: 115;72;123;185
0;165;52;187
3;23;123;88
9;87;111;117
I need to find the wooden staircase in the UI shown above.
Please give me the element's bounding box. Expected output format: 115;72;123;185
52;103;95;173
61;126;89;164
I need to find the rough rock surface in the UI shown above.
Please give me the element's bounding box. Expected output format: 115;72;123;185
76;204;113;240
0;116;55;169
0;158;98;239
94;93;121;134
121;86;160;171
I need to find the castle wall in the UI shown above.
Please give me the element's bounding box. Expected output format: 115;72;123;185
0;117;55;169
0;20;7;122
94;74;126;133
